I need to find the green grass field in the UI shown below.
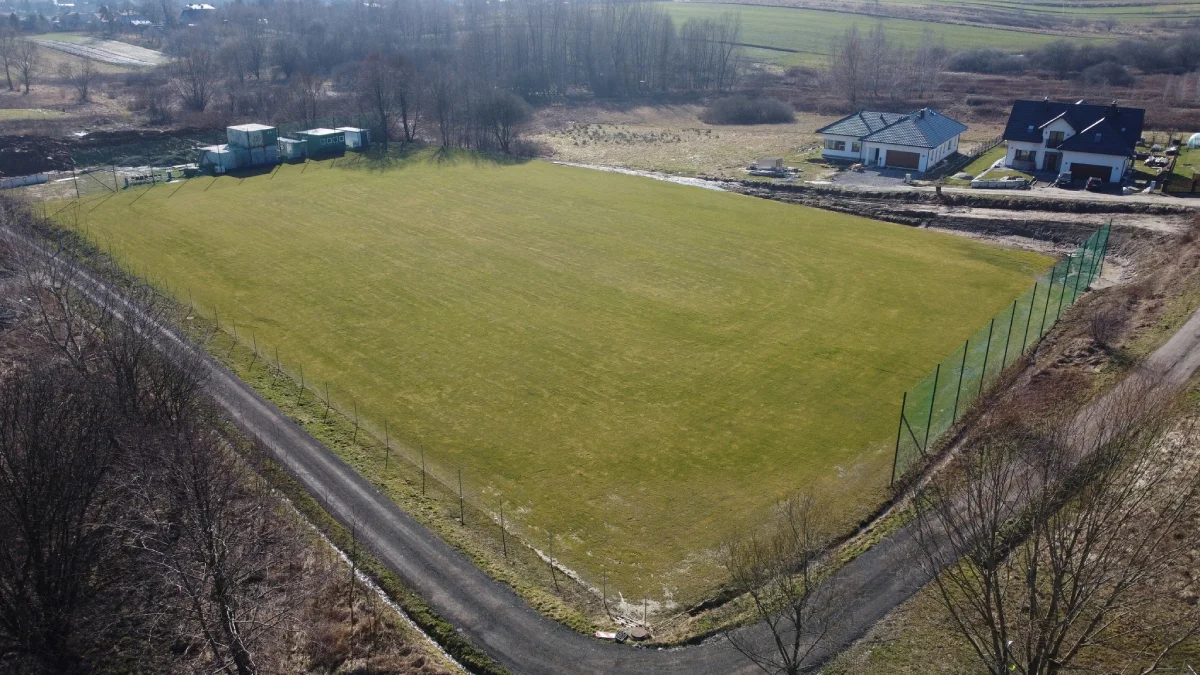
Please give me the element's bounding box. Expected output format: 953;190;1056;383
69;149;1051;603
658;2;1100;68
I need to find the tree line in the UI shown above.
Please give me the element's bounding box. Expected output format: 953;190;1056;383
0;201;434;674
137;0;743;150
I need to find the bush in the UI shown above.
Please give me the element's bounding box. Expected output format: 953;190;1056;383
945;48;1027;74
700;95;795;125
1082;61;1135;87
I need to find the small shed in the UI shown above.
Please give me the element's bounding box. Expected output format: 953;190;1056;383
278;138;306;161
198;144;237;174
755;157;783;170
227;123;277;149
337;127;370;150
295;128;346;156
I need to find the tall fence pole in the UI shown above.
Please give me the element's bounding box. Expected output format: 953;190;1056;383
978;317;995;396
1096;222;1112;281
1070;238;1091;304
922;363;940;453
1000;299;1017;369
952;339;968;423
1039;265;1055;339
891;391;907;487
1021;282;1038;354
1056;253;1075;320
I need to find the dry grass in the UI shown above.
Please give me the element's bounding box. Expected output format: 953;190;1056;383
531;103;1009;179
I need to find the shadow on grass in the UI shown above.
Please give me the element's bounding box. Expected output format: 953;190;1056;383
341;143;532;174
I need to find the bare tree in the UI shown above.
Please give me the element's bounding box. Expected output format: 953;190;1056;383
356;52;397;148
15;38;37;94
722;493;845;675
427;63;461;148
59;55;96;102
136;428;295;675
293;70;325;128
20;233;106;372
863;23;890;103
396;62;423;143
915;391;1200;675
0;28;17;91
476;90;532;154
169;46;218;111
0;367;125;671
828;26;864;106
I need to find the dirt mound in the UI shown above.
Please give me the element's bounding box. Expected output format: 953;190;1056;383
0;135;72;177
0;127;219;176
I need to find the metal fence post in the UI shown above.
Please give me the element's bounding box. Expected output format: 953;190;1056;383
1021;282;1037;353
1000;299;1017;369
1056;252;1075;320
891;391;907;487
952;339;968;422
978;317;995;396
1039;265;1055;339
1095;222;1112;281
922;363;940;452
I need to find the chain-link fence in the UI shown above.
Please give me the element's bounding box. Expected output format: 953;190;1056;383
891;222;1112;485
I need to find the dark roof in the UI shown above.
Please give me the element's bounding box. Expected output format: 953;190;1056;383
817;108;967;149
816;111;908;138
1002;99;1144;157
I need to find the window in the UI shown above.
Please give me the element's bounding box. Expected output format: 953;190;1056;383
1048;131;1065;146
851;141;861;152
824;139;846;151
1014;149;1036;162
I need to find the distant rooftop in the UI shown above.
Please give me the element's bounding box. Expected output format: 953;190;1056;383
228;123;275;132
302;128;341;136
336;127;368;133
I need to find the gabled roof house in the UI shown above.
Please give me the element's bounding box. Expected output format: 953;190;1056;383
1002;99;1145;183
817;108;968;173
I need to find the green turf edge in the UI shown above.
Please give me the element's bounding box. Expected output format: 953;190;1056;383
196;315;603;637
17;210;513;675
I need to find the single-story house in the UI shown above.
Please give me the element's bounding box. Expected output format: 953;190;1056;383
817;107;967;173
1002;99;1145;183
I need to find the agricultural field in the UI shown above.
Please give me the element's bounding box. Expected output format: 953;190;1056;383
658;2;1101;68
32;33;166;68
68;149;1051;604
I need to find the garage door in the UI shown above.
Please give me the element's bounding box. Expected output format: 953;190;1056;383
1070;163;1111;182
886;150;921;169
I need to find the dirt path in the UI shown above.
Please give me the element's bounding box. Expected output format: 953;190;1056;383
7;219;1200;674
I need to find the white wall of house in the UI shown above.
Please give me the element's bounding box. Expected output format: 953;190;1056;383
862;141;931;172
1005;140;1043;169
1060;151;1129;183
1041;118;1075;145
926;135;959;167
821;131;962;172
820;134;863;161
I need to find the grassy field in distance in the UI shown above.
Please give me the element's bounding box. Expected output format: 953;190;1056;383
70;148;1051;604
658;2;1105;68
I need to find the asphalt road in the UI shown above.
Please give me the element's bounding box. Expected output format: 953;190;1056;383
9;221;1200;675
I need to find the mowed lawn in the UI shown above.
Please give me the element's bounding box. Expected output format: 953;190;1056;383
75;150;1051;601
658;2;1099;68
